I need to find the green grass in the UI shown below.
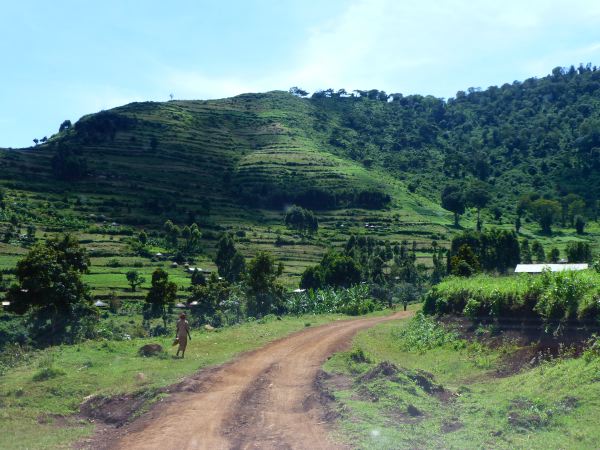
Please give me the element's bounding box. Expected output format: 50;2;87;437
323;311;600;449
0;313;355;449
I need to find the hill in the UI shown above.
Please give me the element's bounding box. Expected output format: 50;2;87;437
0;65;599;294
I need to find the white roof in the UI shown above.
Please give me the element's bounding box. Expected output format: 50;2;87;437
293;288;306;293
515;264;589;273
94;300;108;307
1;301;10;307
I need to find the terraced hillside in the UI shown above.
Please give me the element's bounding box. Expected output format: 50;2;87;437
0;91;453;293
1;67;600;294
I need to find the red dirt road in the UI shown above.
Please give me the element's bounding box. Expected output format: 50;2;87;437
109;311;411;450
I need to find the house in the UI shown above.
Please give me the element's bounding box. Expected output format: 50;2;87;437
514;263;589;273
94;300;109;308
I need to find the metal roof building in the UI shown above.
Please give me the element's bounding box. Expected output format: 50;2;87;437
514;263;589;273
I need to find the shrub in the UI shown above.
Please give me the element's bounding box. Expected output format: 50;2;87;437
394;312;461;353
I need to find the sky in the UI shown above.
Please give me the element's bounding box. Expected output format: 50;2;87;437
2;0;600;148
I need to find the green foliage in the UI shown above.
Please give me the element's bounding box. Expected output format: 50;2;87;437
449;229;520;274
465;181;491;231
214;233;246;283
529;199;561;234
245;251;284;317
393;312;461;353
531;240;546;263
425;271;600;332
51;145;87;181
449;244;480;277
575;215;586;234
301;251;362;289
144;269;177;327
5;234;97;346
565;241;592;262
284;205;318;233
582;334;600;362
285;284;378;316
189;274;231;325
441;184;465;227
32;366;66;382
125;270;145;292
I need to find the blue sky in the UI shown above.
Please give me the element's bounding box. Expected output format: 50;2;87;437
2;0;600;148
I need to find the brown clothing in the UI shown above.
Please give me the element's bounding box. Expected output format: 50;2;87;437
176;319;190;352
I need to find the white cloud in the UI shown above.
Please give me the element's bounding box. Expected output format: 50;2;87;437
78;0;600;104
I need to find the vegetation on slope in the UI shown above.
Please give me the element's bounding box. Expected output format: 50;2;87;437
324;312;600;449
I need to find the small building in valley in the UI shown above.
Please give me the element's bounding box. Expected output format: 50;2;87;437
514;263;589;273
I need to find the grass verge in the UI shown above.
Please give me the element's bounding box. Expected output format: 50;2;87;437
323;310;600;449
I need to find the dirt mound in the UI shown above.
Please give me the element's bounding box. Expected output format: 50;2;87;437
138;344;163;357
358;361;399;381
358;362;444;396
80;390;157;427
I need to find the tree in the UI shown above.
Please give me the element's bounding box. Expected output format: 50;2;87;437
144;269;177;328
289;86;309;97
191;268;207;286
321;252;362;288
138;230;148;245
465;182;490;232
126;270;145;292
520;239;532;263
531;241;546;263
441;185;465;227
163;220;180;248
215;234;246;283
189;274;230;325
549;248;560;263
448;229;518;274
59;119;72;132
529;199;561;234
565;242;592;263
300;265;324;290
5;235;97;346
449;244;480;277
284;205;318;234
245;251;284;317
575;215;586;234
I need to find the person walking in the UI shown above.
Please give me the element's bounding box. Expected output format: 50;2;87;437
175;313;191;358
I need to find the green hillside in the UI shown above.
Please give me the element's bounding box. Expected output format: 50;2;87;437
1;66;599;294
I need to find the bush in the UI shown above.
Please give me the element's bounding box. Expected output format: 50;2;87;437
394;313;461;353
32;366;66;382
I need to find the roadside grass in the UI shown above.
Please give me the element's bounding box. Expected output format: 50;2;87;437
0;313;362;450
324;311;600;449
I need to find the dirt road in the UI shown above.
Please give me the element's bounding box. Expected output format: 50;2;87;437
110;311;411;450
